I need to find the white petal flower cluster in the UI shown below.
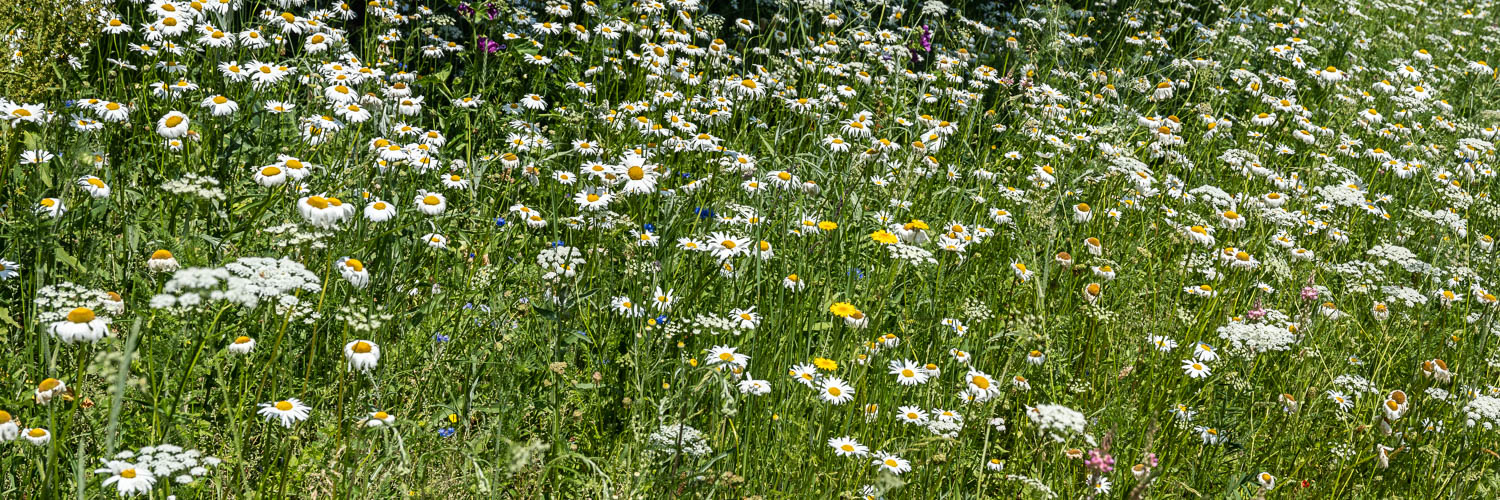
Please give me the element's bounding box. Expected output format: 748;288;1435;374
1025;403;1087;443
151;257;321;310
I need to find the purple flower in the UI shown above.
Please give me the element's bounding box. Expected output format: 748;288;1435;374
485;2;499;20
457;2;474;16
920;25;933;52
477;36;501;54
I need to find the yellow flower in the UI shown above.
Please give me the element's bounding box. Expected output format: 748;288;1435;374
813;358;838;371
829;302;859;318
870;230;898;244
818;221;838;231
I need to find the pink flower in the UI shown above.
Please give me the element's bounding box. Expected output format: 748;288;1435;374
1300;286;1319;301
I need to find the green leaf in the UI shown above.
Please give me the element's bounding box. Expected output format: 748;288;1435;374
54;246;86;273
0;306;20;329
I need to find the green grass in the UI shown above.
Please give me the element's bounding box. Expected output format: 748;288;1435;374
3;0;1500;498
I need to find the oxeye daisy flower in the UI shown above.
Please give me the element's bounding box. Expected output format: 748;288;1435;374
36;197;66;218
707;345;749;368
1327;390;1353;411
296;195;353;228
364;200;397;222
572;189;613;211
414;190;447;215
336;257;369;288
421;233;448;249
1082;282;1103;303
729;307;761;329
50;308;109;344
844;309;869;329
648;287;676;311
96;460;156;496
1257;472;1276;490
0;410;16;442
228;336;255;354
156;111;190;138
441;173;469;189
22;427;50;446
253;165;287;186
828;436;868;457
819;377;855;404
897;405;928;425
77;176;111;198
257;399;311;427
1197;426;1224;444
737;377;771;396
611;296;643;317
889;359;929;385
1026;350;1046;365
1191;342;1219;361
343;340;380;372
364;411;396;428
706;232;749;260
871;451;911;475
35;378;67;405
965;370;999;399
1010;261;1033;281
788;363;818;387
1181;360;1212;378
201;95;238;116
1091;477;1112;494
146;249;179;273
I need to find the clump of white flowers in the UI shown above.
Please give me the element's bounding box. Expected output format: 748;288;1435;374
645;423;712;459
1217;311;1299;356
537;245;586;282
886;243;939;265
34;283;114;322
160;173;225;203
1463;395;1500;430
1025;403;1088;443
96;443;221;497
151;257;321;311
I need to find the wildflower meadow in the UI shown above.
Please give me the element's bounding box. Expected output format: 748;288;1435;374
4;0;1500;497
